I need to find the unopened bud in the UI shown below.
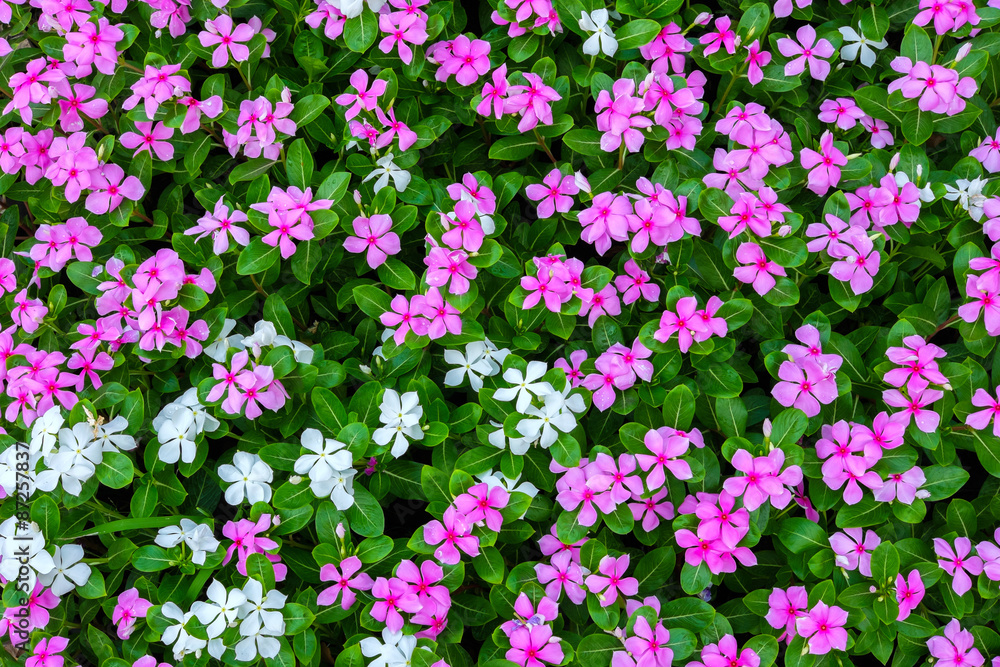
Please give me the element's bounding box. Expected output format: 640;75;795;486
956;43;972;62
869;586;877;593
696;12;712;24
272;515;281;525
289;475;303;484
359;364;372;375
336;522;346;538
762;418;772;438
889;152;901;171
155;29;163;37
574;171;592;194
778;224;792;237
353;189;363;205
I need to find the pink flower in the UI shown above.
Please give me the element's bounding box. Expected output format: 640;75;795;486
734;242;786;296
874;466;928;504
318;556;374;610
477;64;509;119
818;98;865;130
625;617;672;667
773;0;810;17
595;78;653;153
120;122;175;161
870;173;922;229
828;229;879;294
186;197;250;255
262;213;314;259
744;39;771;86
12;290;47;333
614;259;659;305
699;16;736;56
535;550;586;604
507;625;564;667
806;214;849;254
888;57;977;116
928;620;984;667
772;359;838;418
378;13;427;64
441;199;486;252
896;570;925;621
56;83;108;133
777;25;835;81
380;295;429;345
719;192;770;237
579;191;632;255
724;449;799;511
582;355;630;411
179;95;224;134
959;273;1000;335
454;482;509;531
628;488;674;531
829;528;880;576
796;602;848;654
25;637;68;667
86;164;144;215
335;69;387;121
425;245;477;295
112;588;152;640
423;506;480;564
435;35;491;86
504;72;561;133
766;586;808;642
968;386;1000;436
554;349;588;388
654;296;708;353
579;284;621;328
884;335;949;395
343;214;400;269
374;107;418;151
584;554;638;607
800;131;847;196
883;387;944;433
693;296;728;342
971;130;1000;174
371;576;422;632
636;427;692;489
222;515;287;581
414;287;462;340
934;537;984;596
62;18;123;76
199;15;254;67
526;169;578;219
861;115;894;149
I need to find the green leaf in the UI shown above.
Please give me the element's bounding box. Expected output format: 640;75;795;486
133;545;175;572
353;284;392;318
871;541;900;583
770;408;807;447
473;546;506;584
697;364;742;398
777;517;828;554
661;597;715;631
96;452;134;489
346;484;384;537
344;12;378;52
615;20;663;50
901;24;933;63
377;258;417;290
286;138;314;190
489;135;538;161
237;238;280;275
563;129;604;156
229;158;276;184
903;108;934;145
662;384;695;431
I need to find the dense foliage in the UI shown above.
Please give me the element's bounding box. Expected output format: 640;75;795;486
3;0;1000;667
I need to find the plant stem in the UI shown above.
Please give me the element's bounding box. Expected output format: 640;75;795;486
534;129;557;164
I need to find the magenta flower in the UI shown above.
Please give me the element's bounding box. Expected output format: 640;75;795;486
628;488;674;532
535;550;586;604
777;26;835;81
186;197;250;255
828;229;879;294
262;213;314;259
521;268;570;313
796;602;848;655
423;506;480;564
554;349;588;388
199;15;254;67
425;245;477;295
654;296;708;353
477;64;509;119
896;570;925;621
818;98;865;130
734;242;786;296
744;39;771;86
120;122;175;161
335;69;387;121
414;287;462;340
884;335;949;395
829;528;880;576
934;537;984;596
435;35;491;86
968;386;1000;436
625;617;672;667
766;586;808;643
959;273;1000;335
888;57;977;116
62;18;123;76
380;295;429;345
57;84;109;133
25;636;68;667
375;107;418;151
318;556;374;610
870;173;922;229
343;214;400;269
699;16;736;56
800;131;847;196
636;427;692;490
555;467;615;527
86;164;145;215
504;72;561;133
111;588;152;640
500;592;558;637
579;191;633;255
724;449;799;511
507;625;564;667
371;576;422;632
928;620;984;667
614;259;660;305
526;169;578;219
221;514;287;581
584;554;638;607
861;115;894;149
595;78;653;153
772;359;837;418
454;482;509;531
12;290;47;334
971;130;1000;173
882;387;943;433
441;199;486;252
874;466;928;504
719;192;770;238
378;13;427;65
579;284;621;328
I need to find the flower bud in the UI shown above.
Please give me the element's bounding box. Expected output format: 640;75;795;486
574;171;592;194
956;43;972;62
289;475;303;485
353;189;363;205
336;522;346;538
359;364;372;375
695;12;712;24
889;152;901;171
778;224;792;237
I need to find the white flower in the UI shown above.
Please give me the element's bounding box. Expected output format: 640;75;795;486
193;580;247;639
945;177;989;220
92;416;136;452
161;603;206;659
443;342;494;392
516;392;578;448
39;544;91;595
274;335;315;364
361;629;416;667
482;338;510;375
238;579;286;645
579;9;618;57
243;320;278;358
476;470;539;500
204;318;244;363
0;518;54;594
35;449;95;497
373;389;424;458
838;24;887;68
0;446;36;498
487;420;533;456
295;429;353;489
29;406;64;457
363;154;411;193
330;0;362;18
152;388;220;434
157;409;198;465
156;518;198;548
186;523;221;565
493;362;554;412
57;423;104;468
218;452;274;505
